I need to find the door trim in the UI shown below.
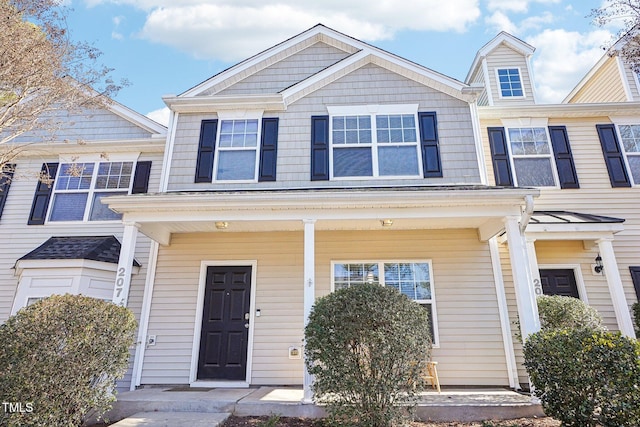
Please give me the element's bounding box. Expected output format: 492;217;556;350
189;260;257;388
538;264;588;303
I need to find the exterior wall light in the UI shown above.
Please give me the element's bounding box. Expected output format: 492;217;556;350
381;219;393;227
594;254;604;274
215;221;229;230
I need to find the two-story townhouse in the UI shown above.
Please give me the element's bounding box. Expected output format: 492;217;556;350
105;24;549;395
0;99;166;388
468;32;639;383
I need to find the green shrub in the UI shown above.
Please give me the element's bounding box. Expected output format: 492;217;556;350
524;328;640;427
0;294;137;426
536;294;605;331
633;301;640;337
304;283;432;427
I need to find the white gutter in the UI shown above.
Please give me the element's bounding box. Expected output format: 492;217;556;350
520;195;535;233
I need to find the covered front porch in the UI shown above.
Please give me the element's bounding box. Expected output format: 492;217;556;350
106;186;543;395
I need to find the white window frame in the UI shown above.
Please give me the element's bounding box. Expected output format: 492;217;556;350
330;259;439;347
327;104;423;180
47;154;139;223
503;122;559;188
212;111;263;183
496;67;526;99
614;123;640;186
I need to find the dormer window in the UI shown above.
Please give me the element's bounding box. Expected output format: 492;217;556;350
497;68;524;98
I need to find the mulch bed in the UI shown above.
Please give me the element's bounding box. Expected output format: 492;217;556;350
221;415;561;426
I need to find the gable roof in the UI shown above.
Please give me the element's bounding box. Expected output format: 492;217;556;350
165;24;480;111
465;31;535;84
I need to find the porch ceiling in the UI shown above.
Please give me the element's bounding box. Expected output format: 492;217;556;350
105;186;539;245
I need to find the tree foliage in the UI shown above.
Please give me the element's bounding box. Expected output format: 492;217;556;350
304;283;432;427
536;294;605;332
0;0;124;176
591;0;640;73
0;294;137;426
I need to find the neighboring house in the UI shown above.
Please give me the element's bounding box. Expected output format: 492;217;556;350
0;99;166;387
2;25;638;395
468;32;640;382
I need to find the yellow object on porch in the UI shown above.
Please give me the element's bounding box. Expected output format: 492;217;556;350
422;361;441;393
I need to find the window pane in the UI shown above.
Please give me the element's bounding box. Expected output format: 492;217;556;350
333;147;372;177
620;125;640;153
333;263;379;289
219;119;258;148
514;158;555;186
332;115;371;145
216;150;256;180
629;155;640;184
49;193;88;221
95;162;133;190
498;68;522;97
378;146;419;176
56;163;94;190
376;114;417;143
90;191;126;221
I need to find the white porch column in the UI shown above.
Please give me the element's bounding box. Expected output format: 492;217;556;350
113;222;139;306
526;238;544;298
597;238;636;338
504;216;540;339
488;237;520;389
302;219;316;403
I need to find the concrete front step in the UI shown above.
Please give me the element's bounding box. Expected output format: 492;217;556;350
101;386;544;425
109;412;230;427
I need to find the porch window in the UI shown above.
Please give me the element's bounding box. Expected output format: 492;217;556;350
49;161;133;222
330;108;421;179
215;119;259;181
618;124;640;185
507;127;556;187
332;261;438;345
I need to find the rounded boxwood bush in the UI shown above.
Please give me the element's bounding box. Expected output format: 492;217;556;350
536;294;605;331
524;328;640;427
304;283;432;427
0;294;137;426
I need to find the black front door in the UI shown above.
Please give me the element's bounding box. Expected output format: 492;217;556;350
197;265;252;381
539;268;579;298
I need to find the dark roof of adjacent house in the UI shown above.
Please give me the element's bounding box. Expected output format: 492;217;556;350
17;236;140;267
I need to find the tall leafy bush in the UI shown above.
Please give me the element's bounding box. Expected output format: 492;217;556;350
0;294;137;426
536;294;605;331
304;283;432;427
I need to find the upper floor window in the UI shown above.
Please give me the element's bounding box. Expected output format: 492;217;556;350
328;106;422;179
49;161;133;222
332;261;438;345
507;127;556;187
215;119;259;181
618;125;640;184
497;68;524;97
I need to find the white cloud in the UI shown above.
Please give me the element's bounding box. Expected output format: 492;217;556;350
528;29;612;103
485;11;518;34
84;0;481;61
487;0;560;13
147;107;170;126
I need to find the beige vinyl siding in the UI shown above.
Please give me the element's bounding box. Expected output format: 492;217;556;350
623;62;640;101
468;67;489;106
167;64;482;191
567;57;628;103
143;229;510;387
485;44;535;106
218;42;353;95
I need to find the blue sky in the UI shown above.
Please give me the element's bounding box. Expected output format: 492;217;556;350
64;0;613;126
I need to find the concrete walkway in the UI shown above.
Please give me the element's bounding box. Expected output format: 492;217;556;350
103;386;544;426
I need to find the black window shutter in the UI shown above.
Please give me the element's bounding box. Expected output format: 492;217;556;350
311;116;329;181
596;124;631;187
418;112;443;178
630;266;640;301
0;164;16;220
487;127;514;187
132;161;152;194
258;118;279;182
548;126;579;189
28;162;59;225
194;119;218;183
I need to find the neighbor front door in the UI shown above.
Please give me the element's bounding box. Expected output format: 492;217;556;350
197;265;252;381
539;268;579;298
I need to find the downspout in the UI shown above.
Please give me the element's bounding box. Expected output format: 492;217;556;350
519;195;534;234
